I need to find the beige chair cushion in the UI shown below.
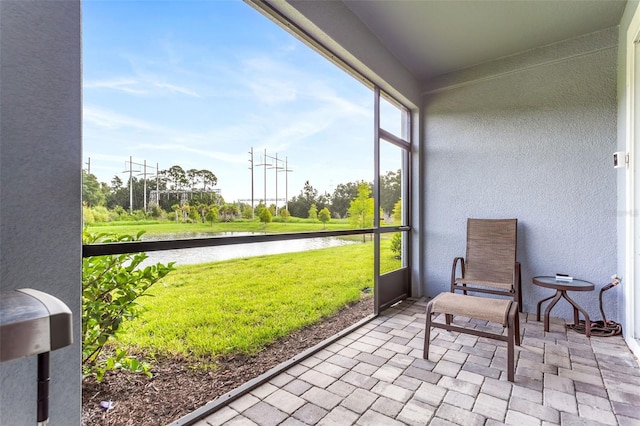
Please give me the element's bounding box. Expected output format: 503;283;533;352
429;292;513;326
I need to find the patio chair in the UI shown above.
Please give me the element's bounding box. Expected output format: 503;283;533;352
423;218;521;381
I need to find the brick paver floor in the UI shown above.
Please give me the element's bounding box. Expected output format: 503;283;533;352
193;298;640;426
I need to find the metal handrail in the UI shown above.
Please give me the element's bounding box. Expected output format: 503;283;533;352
82;227;410;257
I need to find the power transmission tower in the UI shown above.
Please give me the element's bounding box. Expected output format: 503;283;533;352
124;157;154;213
249;148;292;215
136;160;156;212
278;156;293;212
266;153;283;215
255;148;272;206
123;156;141;214
248;148;254;218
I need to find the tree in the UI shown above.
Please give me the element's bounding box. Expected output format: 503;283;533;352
105;176;128;210
347;182;374;242
205;205;219;227
82;170;105;207
258;206;272;228
186;168;199;189
188;203;200;222
287;181;328;218
171;204;181;223
163;165;188;190
111;175;123;192
181;204;191;222
318;207;331;229
330;181;360;219
308;203;318;222
193;201;208;223
199;169;218;190
392;198;403;224
99;164;220;214
280;208;291;223
241;204;254;219
220;203;238;221
254;202;266;217
105;175;147;212
380;169;401;216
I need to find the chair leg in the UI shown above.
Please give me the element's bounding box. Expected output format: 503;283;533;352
516;264;523;313
507;303;517;382
423;303;433;360
445;313;452;325
514;305;521;346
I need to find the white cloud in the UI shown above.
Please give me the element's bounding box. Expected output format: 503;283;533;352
248;79;297;105
84;78;148;95
152;81;202;98
137;143;247;165
242;56;300;105
83;105;160;131
84;73;202;98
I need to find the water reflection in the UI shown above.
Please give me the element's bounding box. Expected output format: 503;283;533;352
141;231;254;241
141;233;356;267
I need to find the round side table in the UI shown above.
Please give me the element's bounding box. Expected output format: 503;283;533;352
532;276;595;337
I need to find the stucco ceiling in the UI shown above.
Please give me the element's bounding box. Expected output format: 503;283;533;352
342;0;627;82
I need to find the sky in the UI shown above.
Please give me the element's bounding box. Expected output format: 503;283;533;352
82;0;399;204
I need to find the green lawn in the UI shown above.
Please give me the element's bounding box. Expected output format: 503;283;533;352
116;239;400;360
86;218;355;236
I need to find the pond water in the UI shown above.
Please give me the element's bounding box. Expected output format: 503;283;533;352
140;232;356;267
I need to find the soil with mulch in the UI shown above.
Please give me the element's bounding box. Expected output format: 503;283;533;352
82;296;374;426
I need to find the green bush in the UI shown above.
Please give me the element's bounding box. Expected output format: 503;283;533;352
82;230;175;381
390;232;402;258
148;205;166;219
83;206;95;225
92;206;111;223
258;206;272;227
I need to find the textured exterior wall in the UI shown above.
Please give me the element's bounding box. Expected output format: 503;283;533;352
0;1;82;424
422;29;619;320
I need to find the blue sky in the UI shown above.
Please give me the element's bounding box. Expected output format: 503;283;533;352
82;0;380;204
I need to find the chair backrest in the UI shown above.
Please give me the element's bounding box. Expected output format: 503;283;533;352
464;218;517;289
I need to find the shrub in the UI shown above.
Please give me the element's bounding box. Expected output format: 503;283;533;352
258;207;272;227
318;207;331;228
92;206;110;223
241;205;253;219
148;204;166;219
390;232;402;258
131;209;147;221
82;230;175;381
83;206;95;225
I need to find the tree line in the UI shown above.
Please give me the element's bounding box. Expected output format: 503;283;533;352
83;165;401;222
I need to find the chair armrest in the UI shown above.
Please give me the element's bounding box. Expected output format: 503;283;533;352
451;257;465;291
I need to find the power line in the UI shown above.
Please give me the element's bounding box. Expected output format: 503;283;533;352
122;156;141;214
250;148;294;215
255;148;272;205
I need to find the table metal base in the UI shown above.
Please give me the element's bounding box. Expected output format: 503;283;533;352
536;289;592;338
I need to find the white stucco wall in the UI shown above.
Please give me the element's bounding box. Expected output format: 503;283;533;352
422;28;619;320
0;1;82;424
